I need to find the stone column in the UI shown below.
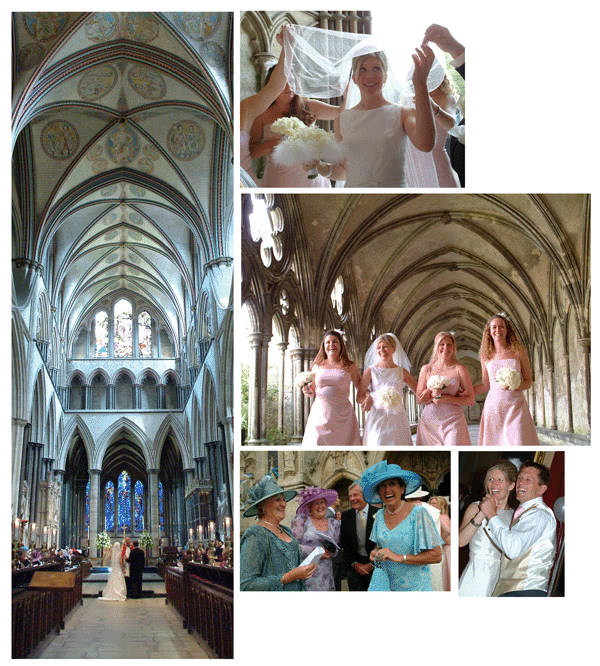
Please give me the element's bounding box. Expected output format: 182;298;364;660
54;469;65;547
108;317;115;357
578;337;591;434
88;469;101;558
134;384;141;409
562;348;574;433
277;341;288;435
84;384;92;410
107;384;116;409
247;332;270;444
157;385;166;409
11;418;28;516
289;348;304;443
544;363;557;430
148;469;160;557
303;349;318;426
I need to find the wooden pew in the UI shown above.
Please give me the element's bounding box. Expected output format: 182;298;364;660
164;563;233;659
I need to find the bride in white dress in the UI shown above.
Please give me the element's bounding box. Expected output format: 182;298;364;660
100;541;127;601
358;333;417;446
458;461;518;596
280;24;439;187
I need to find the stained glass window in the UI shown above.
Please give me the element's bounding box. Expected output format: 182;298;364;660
138;311;152;357
118;470;131;531
85;480;90;529
134;480;144;531
105;481;115;531
158;480;164;530
114;299;133;357
95;311;109;357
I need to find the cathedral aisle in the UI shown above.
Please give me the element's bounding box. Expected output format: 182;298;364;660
34;598;214;659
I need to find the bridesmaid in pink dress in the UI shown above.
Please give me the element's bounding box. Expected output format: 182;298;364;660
429;76;461;187
429;496;451;591
240;29;288;185
416;331;474;445
302;330;361;446
475;314;538;446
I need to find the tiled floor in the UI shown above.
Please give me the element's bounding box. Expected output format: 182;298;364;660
34;598;215;659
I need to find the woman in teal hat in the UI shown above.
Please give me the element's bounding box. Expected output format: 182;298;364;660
360;461;443;591
240;476;317;590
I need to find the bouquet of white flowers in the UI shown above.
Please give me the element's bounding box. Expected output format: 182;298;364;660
495;367;522;390
427;375;451;390
295;370;315;389
374;386;403;412
270;119;345;178
96;531;111;549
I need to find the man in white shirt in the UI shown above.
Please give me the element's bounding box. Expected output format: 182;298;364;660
340;483;376;591
480;461;557;597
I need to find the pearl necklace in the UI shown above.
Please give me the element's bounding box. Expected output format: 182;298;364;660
260;519;283;535
384;500;405;515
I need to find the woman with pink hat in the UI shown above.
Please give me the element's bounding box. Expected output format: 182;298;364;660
291;486;341;591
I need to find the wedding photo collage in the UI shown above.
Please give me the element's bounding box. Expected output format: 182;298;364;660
7;4;596;663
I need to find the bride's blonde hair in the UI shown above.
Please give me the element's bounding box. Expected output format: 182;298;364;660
351;51;388;79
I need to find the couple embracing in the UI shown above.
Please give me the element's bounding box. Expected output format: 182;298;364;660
101;538;145;601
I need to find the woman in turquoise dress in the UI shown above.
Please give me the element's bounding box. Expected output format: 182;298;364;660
240;476;317;591
360;461;443;591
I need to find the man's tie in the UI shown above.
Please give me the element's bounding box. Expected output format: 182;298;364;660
511;505;525;526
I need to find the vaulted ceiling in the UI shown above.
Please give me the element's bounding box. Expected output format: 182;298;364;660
261;193;590;369
12;12;232;350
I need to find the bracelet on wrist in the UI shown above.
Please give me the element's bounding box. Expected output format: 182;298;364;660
470;518;483;527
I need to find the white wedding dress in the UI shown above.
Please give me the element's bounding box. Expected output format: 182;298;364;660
100;541;127;601
339;104;408;187
363;366;412;446
458;505;513;596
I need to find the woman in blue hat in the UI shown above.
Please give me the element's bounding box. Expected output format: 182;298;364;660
361;461;443;590
240;476;317;591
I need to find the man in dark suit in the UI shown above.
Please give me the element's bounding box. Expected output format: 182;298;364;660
340;483;377;591
424;24;465;186
126;540;145;599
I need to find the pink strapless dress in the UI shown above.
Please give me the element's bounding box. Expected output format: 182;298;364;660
261;125;331;188
416;376;470;446
240;130;257;185
302;367;361;446
478;358;538;446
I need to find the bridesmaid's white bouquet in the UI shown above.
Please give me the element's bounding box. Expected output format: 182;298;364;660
495;367;522;390
271;119;344;177
295;370;315;389
374;386;403;411
427;375;451;390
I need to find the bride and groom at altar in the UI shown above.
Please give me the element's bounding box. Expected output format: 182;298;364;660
100;537;145;601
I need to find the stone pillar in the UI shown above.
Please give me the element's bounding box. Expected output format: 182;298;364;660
148;469;160;557
54;469;65;547
544;363;557;430
157;385;166;409
562;349;574;433
303;349;317;426
108;317;114;357
578;337;591;434
277;341;288;435
11;418;28;516
30;442;44;525
289;348;304;443
247;332;270;444
84;384;92;410
88;469;101;558
134;384;141;409
107;384;116;409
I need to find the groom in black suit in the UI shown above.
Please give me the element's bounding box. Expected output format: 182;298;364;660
340;483;377;591
126;540;145;599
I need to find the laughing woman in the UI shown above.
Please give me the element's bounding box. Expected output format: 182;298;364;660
240;476;317;591
416;331;474;445
291;487;340;591
302;330;361;445
458;461;517;596
475;314;538;446
360;461;443;591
